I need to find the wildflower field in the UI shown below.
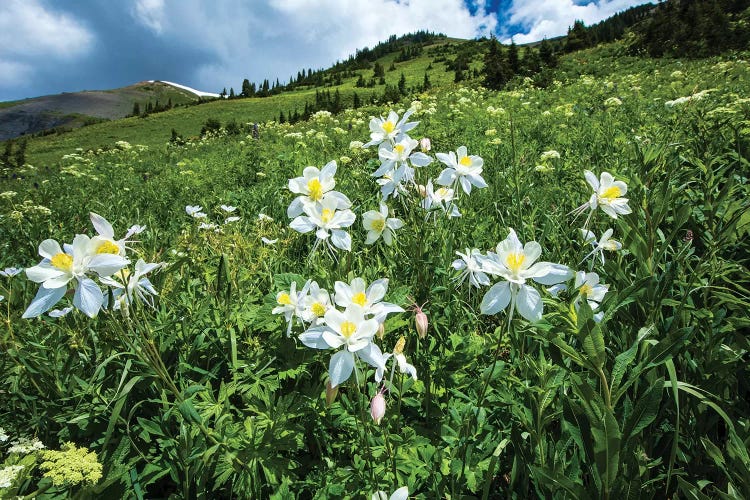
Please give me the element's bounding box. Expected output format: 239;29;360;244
1;44;749;498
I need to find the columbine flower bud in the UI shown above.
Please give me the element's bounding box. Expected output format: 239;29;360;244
420;137;431;152
415;310;428;339
377;322;385;340
370;392;386;425
325;380;338;406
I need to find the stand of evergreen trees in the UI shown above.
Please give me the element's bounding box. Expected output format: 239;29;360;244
628;0;750;57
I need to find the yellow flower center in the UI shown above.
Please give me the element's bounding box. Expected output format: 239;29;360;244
307;178;324;201
603;240;620;251
321;208;334;224
436;188;449;198
505;252;526;273
599;185;622;201
394;336;406;355
96;240;120;255
394;144;405;155
382;121;395;134
311;302;326;317
352;292;367;306
371;219;385;232
50;253;73;272
579;283;593;297
340;321;357;338
459;155;472;167
278;293;292;305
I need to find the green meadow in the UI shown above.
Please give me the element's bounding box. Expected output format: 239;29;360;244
1;40;749;498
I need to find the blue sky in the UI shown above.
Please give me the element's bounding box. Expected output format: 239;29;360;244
0;0;650;102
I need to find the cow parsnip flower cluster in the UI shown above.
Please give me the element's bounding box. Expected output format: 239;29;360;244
21;213;160;318
39;442;103;487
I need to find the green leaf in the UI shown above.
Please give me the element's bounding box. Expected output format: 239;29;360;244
591;408;621;496
578;301;605;370
621;378;663;443
530;465;589;499
178;399;203;425
611;338;639;397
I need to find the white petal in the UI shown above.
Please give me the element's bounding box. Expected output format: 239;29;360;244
73;278;104;318
356;342;386;371
328;350;354;388
22;285;67;318
89;254;129;277
331;230;351;251
25;263;64;284
409;152;432;167
299;329;331;349
480;281;512;315
531;263;573;285
38;239;63;260
322;330;346;349
516;285;543;322
290;216;316;233
90;212;115;238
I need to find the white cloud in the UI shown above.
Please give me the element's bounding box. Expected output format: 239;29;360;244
505;0;649;44
133;0;166;34
0;0;93;58
133;0;497;93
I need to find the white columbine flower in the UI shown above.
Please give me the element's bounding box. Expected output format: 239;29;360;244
362;202;404;246
334;277;403;323
287;161;351;218
300;281;332;326
376;336;417;382
100;259;161;311
479;229;572;322
375;137;432;175
452;248;491;288
581;228;622;264
364;109;418;148
0;267;23;278
574;271;608;312
573;171;632;220
23;236;129;318
272;280;309;335
90;212;145;256
421;180;461;218
289;197;356;252
220;205;237;213
185;205;207;218
299;304;386;388
436;146;487;195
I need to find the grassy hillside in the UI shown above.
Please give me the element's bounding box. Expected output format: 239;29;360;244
0;81;205;142
1;40;749;499
12;37;485;166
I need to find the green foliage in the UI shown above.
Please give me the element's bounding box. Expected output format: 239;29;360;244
1;41;749;499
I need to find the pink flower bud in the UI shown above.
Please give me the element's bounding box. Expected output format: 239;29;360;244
325;380;338;406
416;310;428;339
420;137;431;152
370;392;386;424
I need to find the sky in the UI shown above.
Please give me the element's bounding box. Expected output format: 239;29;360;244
0;0;651;102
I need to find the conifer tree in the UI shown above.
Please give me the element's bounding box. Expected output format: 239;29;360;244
398;72;407;94
131;102;140;116
241;78;252;97
423;72;431;90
